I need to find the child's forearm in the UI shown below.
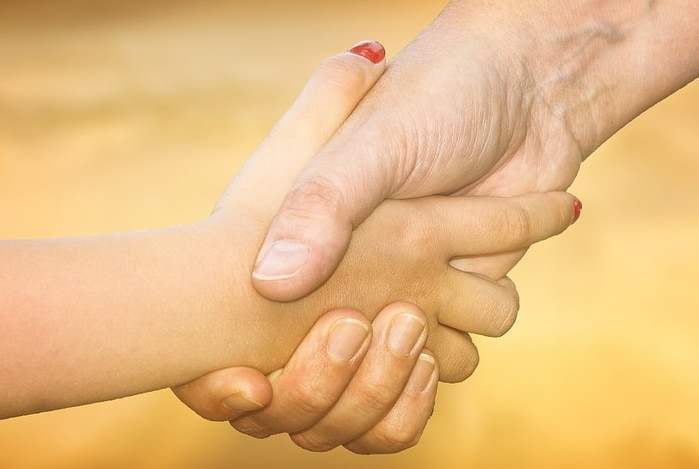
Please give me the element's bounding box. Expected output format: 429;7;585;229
0;222;253;417
0;46;392;419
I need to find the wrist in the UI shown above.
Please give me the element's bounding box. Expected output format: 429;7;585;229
519;0;699;155
445;0;699;156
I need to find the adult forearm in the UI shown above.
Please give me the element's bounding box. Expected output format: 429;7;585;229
525;0;699;155
444;0;699;156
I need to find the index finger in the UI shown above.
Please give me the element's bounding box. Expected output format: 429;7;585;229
427;191;581;257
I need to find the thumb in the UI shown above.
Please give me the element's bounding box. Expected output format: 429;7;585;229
171;368;272;422
251;48;400;301
251;148;390;301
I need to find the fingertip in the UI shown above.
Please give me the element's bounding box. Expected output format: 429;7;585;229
429;329;480;383
440;354;479;383
217;369;273;416
221;391;267;414
173;368;272;422
549;190;582;226
371;301;429;349
249;40;390;302
251;242;346;301
319;306;370;325
405;352;438;396
545;191;582;227
571;196;583;224
347;40;386;64
377;301;427;322
326;314;372;363
252;204;354;301
307;40;386;106
252;240;310;284
312;309;372;365
519;190;582;242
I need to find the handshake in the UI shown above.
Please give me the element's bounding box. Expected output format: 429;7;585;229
5;0;694;455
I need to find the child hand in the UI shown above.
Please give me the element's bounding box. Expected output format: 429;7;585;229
173;41;580;452
176;188;578;451
195;40;579;381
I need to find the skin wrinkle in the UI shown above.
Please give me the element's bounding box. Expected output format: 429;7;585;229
531;0;657;155
394;60;462;196
389;102;426;197
491;68;534;186
488;35;550;191
384;39;490;198
419;77;505;197
458;71;536;196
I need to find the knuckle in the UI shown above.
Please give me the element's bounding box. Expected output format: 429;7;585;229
347;427;422;455
290;431;338;453
375;427;422;452
407;220;435;249
283;177;344;225
394;206;437;255
502;202;534;244
354;379;403;415
283;379;338;416
229;418;274;440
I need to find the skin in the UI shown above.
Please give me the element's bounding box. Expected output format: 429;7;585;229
173;42;580;453
180;0;699;454
0;47;578;424
251;0;699;301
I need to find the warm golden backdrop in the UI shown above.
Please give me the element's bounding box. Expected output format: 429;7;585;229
1;1;698;468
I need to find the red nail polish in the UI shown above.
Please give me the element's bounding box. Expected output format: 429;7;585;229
572;198;583;224
348;40;385;64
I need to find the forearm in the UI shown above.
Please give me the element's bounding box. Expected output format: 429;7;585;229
445;0;699;155
0;223;247;417
0;47;392;417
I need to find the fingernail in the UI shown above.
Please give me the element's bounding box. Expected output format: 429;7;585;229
571;198;583;224
405;354;436;395
252;240;308;280
221;391;265;413
388;313;426;357
348;40;386;64
327;319;370;362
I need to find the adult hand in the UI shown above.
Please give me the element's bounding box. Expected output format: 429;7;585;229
173;189;581;452
252;0;690;301
174;302;438;454
248;1;584;301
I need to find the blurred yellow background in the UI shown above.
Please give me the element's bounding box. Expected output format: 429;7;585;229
1;1;698;468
